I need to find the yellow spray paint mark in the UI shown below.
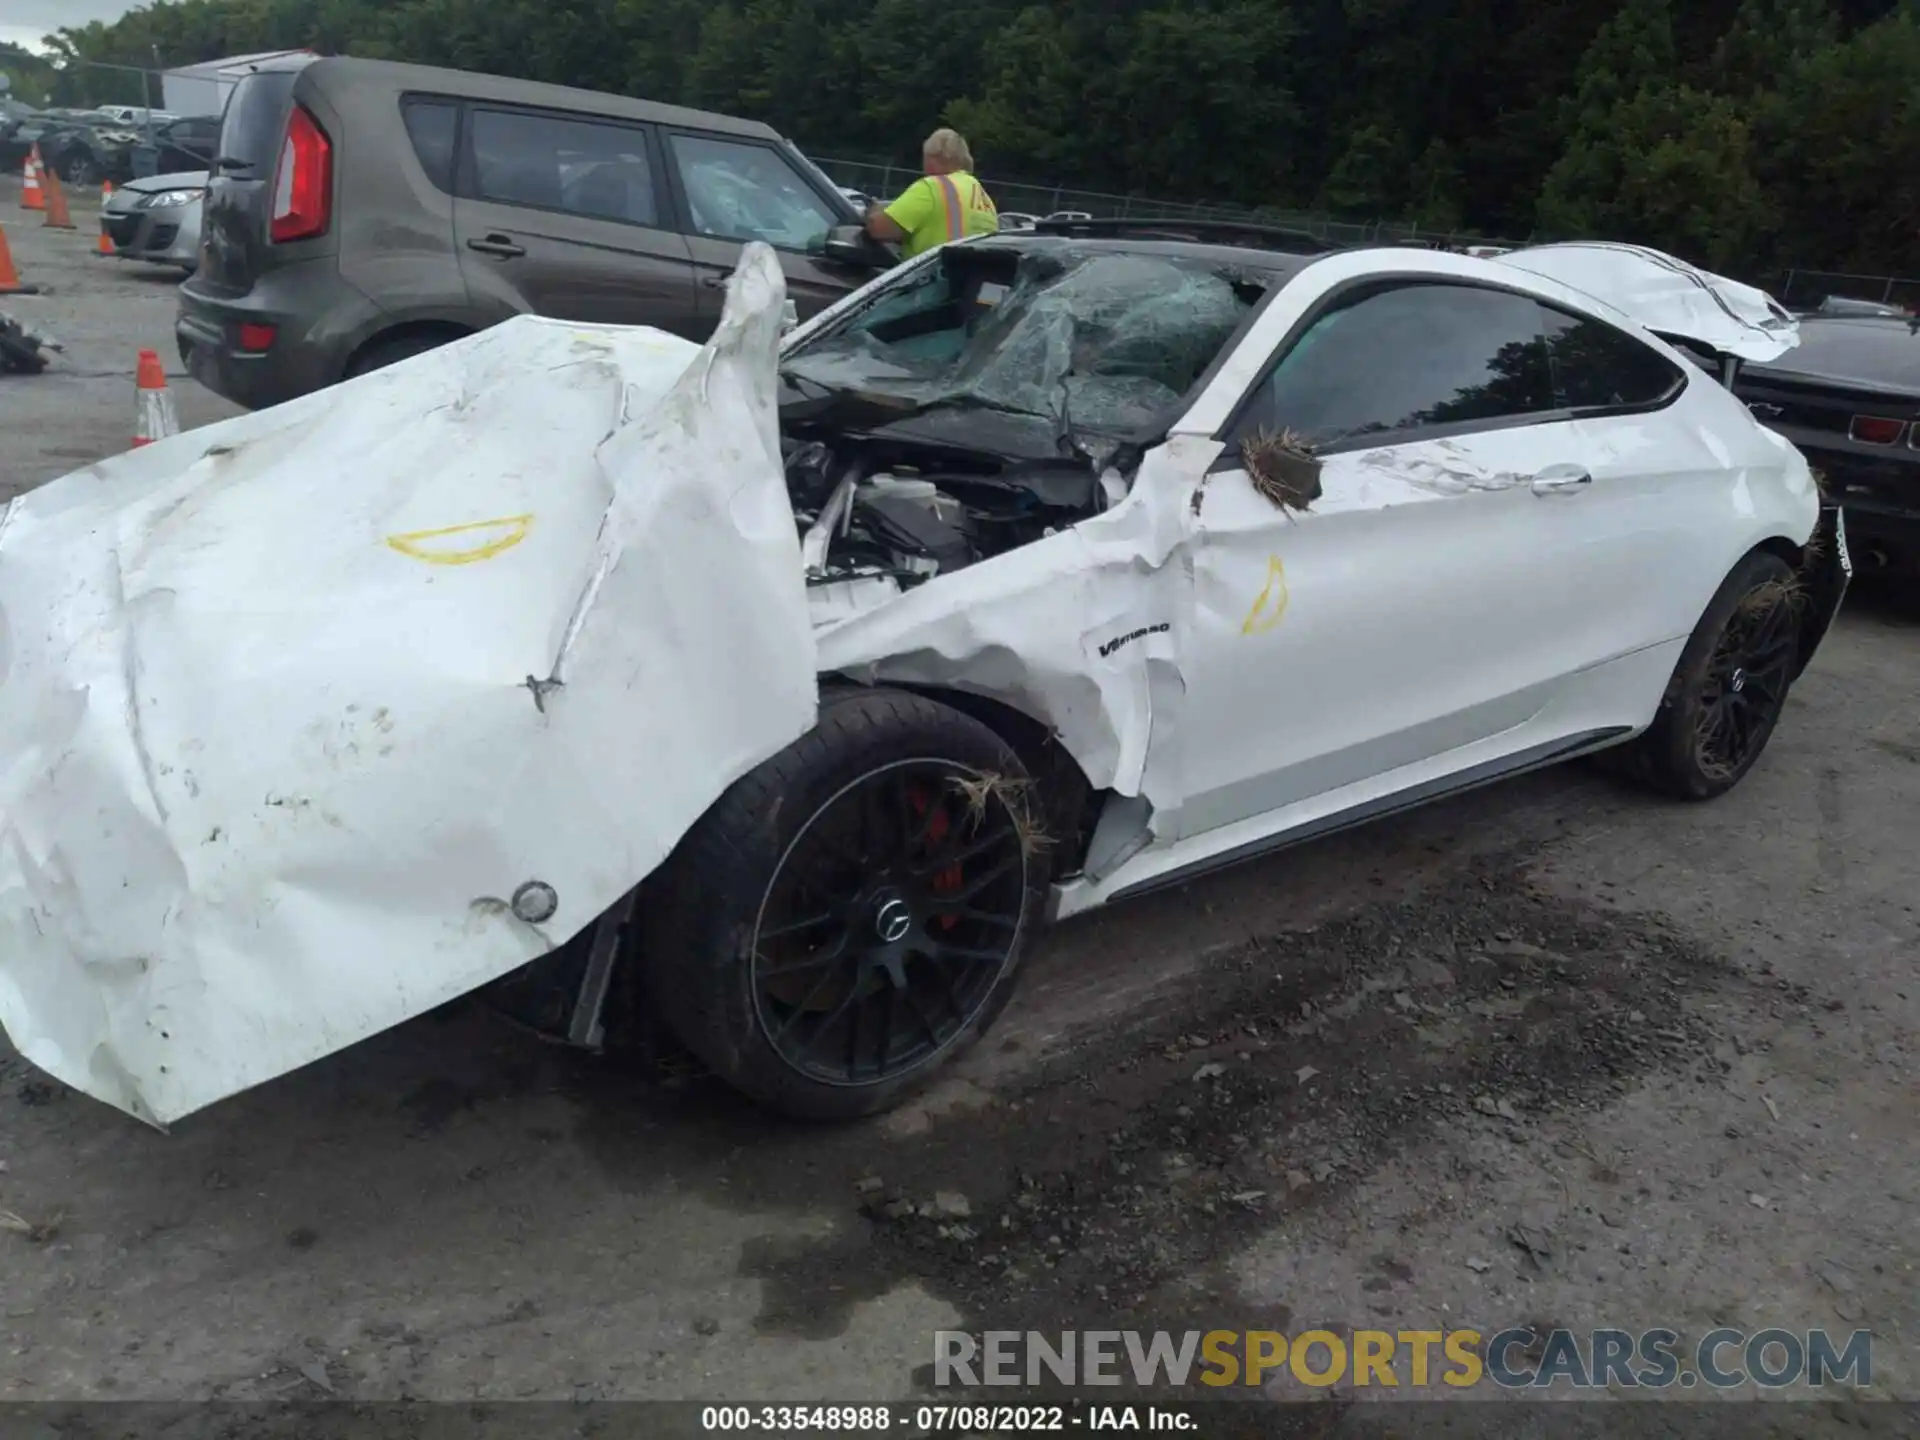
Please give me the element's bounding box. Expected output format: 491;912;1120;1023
1241;554;1290;634
385;514;533;566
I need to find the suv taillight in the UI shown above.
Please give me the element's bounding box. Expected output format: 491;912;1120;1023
269;104;331;243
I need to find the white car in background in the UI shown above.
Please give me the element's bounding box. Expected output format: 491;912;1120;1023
0;235;1848;1129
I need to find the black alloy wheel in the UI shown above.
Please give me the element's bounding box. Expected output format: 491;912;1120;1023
749;757;1030;1088
641;689;1046;1120
1624;550;1803;800
1691;577;1798;783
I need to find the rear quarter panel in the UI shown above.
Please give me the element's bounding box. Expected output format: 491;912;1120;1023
305;70;474;348
1574;374;1821;657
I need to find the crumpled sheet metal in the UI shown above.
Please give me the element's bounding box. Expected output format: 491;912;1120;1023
1493;242;1800;363
816;435;1216;818
0;243;816;1126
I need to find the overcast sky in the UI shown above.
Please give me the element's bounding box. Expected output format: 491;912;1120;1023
2;0;139;55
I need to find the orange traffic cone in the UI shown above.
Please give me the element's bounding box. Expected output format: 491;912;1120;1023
41;161;75;231
21;151;45;212
133;349;179;448
97;180;117;252
0;224;35;294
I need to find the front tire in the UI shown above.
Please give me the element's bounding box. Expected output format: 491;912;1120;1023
1627;550;1803;800
641;689;1047;1121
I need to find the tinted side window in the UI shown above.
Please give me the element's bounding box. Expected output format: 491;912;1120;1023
402;99;458;193
468;108;659;227
1247;283;1556;447
1540;307;1686;410
666;133;837;252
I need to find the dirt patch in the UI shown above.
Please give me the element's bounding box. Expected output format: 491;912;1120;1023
686;855;1797;1363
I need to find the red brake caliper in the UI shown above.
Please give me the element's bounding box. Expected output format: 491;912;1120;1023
911;787;963;930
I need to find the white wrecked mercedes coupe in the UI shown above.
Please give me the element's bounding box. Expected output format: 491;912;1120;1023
0;229;1849;1126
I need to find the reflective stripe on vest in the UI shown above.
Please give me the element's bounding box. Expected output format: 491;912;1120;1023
933;174;965;241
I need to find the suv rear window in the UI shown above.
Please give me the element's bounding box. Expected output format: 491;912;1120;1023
217;69;300;172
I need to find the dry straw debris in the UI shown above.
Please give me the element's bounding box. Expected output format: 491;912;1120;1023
1240;426;1323;516
950;772;1054;859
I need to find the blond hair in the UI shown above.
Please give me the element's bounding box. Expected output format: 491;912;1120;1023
923;128;974;171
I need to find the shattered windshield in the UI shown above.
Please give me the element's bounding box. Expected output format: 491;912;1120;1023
783;247;1258;435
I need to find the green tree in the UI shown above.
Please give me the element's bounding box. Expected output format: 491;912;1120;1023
1114;2;1305;200
1751;11;1920;272
1406;139;1464;232
1;41;56;106
942;7;1087;181
1316;121;1405;218
30;0;1920;271
1539;84;1773;268
1710;0;1839;91
1563;0;1679;117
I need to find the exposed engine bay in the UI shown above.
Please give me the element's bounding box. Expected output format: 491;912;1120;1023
782;434;1117;625
775;239;1275;625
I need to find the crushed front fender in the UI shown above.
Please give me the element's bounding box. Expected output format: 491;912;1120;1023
0;245;816;1126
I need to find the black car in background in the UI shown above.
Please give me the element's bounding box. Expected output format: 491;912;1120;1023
1735;314;1920;581
0;111;220;184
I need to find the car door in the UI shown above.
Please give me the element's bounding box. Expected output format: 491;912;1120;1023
451;104;702;337
1173;278;1667;842
657;129;869;324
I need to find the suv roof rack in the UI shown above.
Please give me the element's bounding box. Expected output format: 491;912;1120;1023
1026;216;1335;255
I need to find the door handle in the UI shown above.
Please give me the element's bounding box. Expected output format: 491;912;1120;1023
701;273;727;289
1530;464;1592;495
466;235;526;258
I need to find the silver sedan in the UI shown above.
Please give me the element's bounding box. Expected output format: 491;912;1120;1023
101;169;208;274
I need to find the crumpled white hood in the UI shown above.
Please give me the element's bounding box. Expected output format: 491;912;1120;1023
1494;242;1800;363
0;245;818;1126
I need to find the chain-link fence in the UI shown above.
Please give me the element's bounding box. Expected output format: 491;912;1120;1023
812;155;1534;251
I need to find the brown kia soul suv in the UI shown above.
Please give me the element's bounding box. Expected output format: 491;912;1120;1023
177;55;886;409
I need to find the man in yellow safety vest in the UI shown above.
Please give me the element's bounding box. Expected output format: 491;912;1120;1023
864;128;998;259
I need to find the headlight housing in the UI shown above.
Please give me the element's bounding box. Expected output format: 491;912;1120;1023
142;189;200;210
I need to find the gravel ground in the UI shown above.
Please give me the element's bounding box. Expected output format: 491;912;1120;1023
1;187;1916;1420
0;183;242;502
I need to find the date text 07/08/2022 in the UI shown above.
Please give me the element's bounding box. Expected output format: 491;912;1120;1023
699;1403;1193;1431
